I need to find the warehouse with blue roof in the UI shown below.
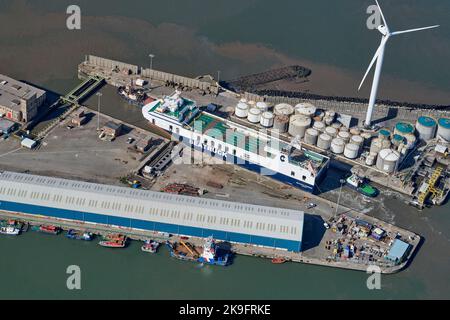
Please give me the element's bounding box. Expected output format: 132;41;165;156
0;171;304;252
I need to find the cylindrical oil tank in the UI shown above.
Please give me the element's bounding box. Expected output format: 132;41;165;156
331;122;342;130
304;128;319;145
295;102;317;117
376;148;400;173
273;115;289;133
378;129;391;140
392;134;405;148
349;128;361;136
274;103;294;117
256;101;269;112
325;110;336;119
313;121;326;132
325;126;338;137
331;138;345;154
437;118;450;141
248;100;256;108
339;126;349;132
338;131;351;143
394;122;415;137
365;155;376;166
351;135;364;147
360;132;372;146
288;115;311;138
247;107;261;123
404;133;417;149
239;98;247;104
317;133;332;150
323;116;334;126
260;111;274;128
415;116;437;141
235;102;249;118
344;143;359;159
370;137;391;154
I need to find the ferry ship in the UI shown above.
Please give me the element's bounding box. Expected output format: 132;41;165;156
142;91;329;193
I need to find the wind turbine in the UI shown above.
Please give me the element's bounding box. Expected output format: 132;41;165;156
359;0;439;128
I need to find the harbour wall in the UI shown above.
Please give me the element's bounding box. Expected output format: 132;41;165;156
84;55;219;94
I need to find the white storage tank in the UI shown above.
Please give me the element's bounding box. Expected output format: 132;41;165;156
349;128;361;136
437;117;450;141
288;115;311;138
331;138;345;154
338;131;351;143
331;122;342;130
239;98;247;103
295;102;317;117
260;111;274;127
273;115;289;133
313;121;326;132
344;143;359;159
317;133;332;150
325;110;336;119
274;103;294;117
376;148;400;173
235;102;249;118
248;100;256;108
256;101;269;112
351;135;364;147
339;126;349;132
404;133;417;149
323;116;334;126
370;137;391;154
325;126;338;137
247;107;261;123
365;156;376;166
304;128;319;145
415;116;437;141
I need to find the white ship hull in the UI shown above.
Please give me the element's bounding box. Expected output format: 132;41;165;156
142;96;329;194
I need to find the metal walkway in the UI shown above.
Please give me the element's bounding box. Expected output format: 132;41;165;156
61;75;104;104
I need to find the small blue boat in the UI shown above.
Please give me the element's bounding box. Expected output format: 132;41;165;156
66;229;93;241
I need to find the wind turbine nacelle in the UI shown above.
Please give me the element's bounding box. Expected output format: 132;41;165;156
377;25;389;36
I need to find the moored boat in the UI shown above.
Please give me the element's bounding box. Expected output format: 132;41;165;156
99;234;127;248
35;225;60;235
0;226;20;236
165;240;199;262
66;229;93;241
346;174;378;197
141;240;160;253
271;257;286;264
197;236;231;266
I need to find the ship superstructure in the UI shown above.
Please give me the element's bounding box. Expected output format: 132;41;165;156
142;91;329;193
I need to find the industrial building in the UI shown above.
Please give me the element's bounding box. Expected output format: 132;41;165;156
0;171;304;252
0;74;46;123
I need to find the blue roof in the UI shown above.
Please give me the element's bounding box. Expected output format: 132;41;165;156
418;116;436;127
386;239;410;261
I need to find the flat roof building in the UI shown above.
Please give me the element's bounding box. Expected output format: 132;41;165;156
0;74;46;123
385;239;411;264
0;118;16;134
0;171;304;252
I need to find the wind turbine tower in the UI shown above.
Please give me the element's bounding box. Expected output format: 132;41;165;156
359;0;439;128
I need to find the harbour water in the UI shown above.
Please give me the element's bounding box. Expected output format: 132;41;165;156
0;0;449;299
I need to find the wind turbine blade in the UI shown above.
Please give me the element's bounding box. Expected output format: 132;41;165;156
358;36;389;91
375;0;389;29
391;25;439;36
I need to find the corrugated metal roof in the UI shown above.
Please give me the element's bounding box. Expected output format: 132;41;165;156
0;171;303;241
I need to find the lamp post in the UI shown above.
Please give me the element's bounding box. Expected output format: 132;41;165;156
149;54;155;70
335;178;346;217
96;92;102;131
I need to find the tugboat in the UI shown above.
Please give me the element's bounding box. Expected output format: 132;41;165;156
66;229;93;241
141;240;160;253
34;225;60;235
98;234;127;248
197;236;231;266
0;226;20;236
345;174;378;197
